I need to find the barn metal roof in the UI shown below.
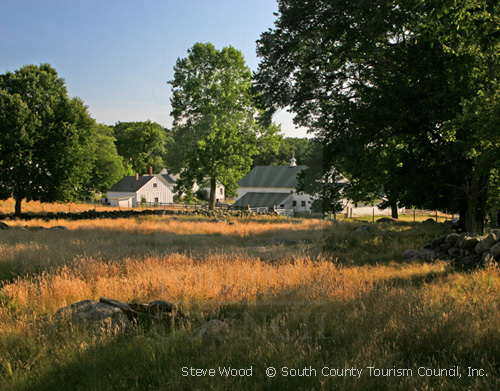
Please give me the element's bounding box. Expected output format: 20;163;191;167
237;165;307;189
233;192;292;208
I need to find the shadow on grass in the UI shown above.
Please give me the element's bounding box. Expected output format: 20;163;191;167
9;265;500;391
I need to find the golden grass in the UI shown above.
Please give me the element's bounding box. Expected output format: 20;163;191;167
1;253;450;315
5;216;326;237
1;216;500;390
0;198;124;214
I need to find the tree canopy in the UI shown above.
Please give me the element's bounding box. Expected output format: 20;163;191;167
113;121;170;175
168;43;260;209
256;0;500;231
85;124;128;195
0;64;96;215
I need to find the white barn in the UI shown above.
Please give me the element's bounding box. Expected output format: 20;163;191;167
234;158;314;212
107;174;175;208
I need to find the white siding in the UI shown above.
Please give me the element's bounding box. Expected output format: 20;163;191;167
238;187;314;212
107;192;135;208
136;176;174;205
291;192;314;213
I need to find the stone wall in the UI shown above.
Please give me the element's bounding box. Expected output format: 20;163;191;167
404;230;500;267
0;208;280;222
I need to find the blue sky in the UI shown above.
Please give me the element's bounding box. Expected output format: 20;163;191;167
0;0;309;138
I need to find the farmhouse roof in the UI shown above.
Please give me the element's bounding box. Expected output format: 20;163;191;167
233;192;292;208
161;174;177;184
108;174;173;193
238;165;307;189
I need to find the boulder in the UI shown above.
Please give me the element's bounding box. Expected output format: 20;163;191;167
376;217;397;224
99;297;136;319
147;300;175;316
50;225;69;230
448;247;462;257
445;233;460;245
459;254;482;266
439;242;453;252
490;242;500;258
193;319;230;340
430;234;448;248
55;300;130;332
474;234;497;254
457;236;479;250
403;248;438;261
355;225;372;234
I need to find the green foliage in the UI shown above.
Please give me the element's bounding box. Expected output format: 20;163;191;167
297;140;346;213
168;43;260;209
85;124;127;195
253;134;312;167
255;0;500;232
0;64;96;215
113;121;170;175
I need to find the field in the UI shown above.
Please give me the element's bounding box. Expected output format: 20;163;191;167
1;212;500;390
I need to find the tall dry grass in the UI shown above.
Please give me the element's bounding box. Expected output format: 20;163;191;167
1;216;500;390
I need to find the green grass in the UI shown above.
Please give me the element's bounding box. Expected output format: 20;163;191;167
1;217;499;390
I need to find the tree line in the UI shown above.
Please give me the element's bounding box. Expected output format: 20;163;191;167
255;0;500;233
0;59;311;215
4;1;497;231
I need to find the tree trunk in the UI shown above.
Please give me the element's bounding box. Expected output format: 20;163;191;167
391;202;399;219
15;197;22;217
209;177;217;210
459;200;467;232
464;176;480;233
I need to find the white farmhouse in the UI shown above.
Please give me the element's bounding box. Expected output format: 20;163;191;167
233;158;313;212
158;168;225;202
107;174;175;208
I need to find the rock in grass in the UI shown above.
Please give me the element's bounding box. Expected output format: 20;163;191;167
50;225;69;230
376;217;398;224
403;248;438;261
355;225;371;234
193;319;230;340
55;300;130;333
99;297;136;320
147;300;175;316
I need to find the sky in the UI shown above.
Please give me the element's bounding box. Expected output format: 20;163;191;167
0;0;310;138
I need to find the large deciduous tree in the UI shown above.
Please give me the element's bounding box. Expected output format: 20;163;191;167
255;0;500;232
0;64;95;216
168;43;259;209
113;121;170;175
85;124;128;196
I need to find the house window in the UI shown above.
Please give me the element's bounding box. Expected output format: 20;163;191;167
301;201;306;207
153;183;158;188
220;188;223;195
279;204;284;209
292;201;297;207
154;197;159;204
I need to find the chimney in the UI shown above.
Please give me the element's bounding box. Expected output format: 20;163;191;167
149;166;153;175
135;173;139;181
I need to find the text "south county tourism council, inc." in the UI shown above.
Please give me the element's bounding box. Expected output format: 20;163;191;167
181;366;487;378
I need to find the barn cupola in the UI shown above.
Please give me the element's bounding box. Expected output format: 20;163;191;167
289;156;297;167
